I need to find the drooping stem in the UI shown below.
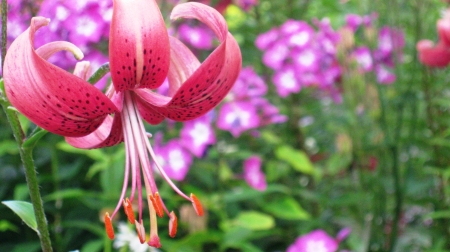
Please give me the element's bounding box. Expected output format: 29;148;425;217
1;1;53;250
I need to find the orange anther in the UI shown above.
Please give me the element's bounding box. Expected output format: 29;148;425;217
169;211;178;238
149;193;164;218
122;198;135;224
104;212;115;240
135;220;146;244
190;193;204;216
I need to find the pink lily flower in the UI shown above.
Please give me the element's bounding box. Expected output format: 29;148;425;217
4;0;241;248
417;16;450;67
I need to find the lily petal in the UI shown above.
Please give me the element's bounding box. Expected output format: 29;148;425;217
167;36;201;97
65;114;124;149
135;3;242;123
417;40;450;67
109;0;170;92
4;17;118;137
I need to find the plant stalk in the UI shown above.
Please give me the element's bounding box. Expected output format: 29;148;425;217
1;0;53;250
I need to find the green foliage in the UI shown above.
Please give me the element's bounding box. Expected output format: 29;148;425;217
2;201;37;233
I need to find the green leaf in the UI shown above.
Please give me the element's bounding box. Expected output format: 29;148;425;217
0;220;19;232
0;140;19;156
233;211;275;230
263;196;310;220
23;128;48;150
275;145;315;175
424;210;450;219
2;201;37;233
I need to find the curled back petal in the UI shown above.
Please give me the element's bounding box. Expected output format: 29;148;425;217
167;36;201;97
109;0;170;92
65;114;124;149
171;2;228;42
135;3;241;123
136;32;241;122
4;17;118;137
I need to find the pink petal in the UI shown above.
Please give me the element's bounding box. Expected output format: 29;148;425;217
438;18;450;47
417;40;450;68
136;3;241;123
167;36;201;96
109;0;170;91
170;2;228;42
4;17;117;137
65;114;124;149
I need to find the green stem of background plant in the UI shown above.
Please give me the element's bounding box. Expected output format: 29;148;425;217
1;1;53;251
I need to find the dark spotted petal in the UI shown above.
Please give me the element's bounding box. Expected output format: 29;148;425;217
134;2;242;123
109;0;170;92
4;17;117;137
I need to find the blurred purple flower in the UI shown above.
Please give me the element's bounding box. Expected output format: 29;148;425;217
155;139;193;181
376;26;405;63
255;28;279;50
64;6;106;46
235;0;258;11
253;98;288;126
352;46;373;72
217;101;260;137
178;23;214;50
272;66;301;97
293;48;320;72
262;42;289;70
375;64;396;84
287;228;351;252
180;115;216;158
243;156;267;191
345;14;362;31
230;67;267;100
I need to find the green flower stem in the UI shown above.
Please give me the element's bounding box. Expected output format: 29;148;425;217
1;0;52;251
87;63;110;84
0;103;53;252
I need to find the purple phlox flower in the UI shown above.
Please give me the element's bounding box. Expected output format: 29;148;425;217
180;114;216;158
352;46;373;72
287;230;340;252
375;64;396;84
255;28;280;50
253;97;287;126
272;66;301;97
281;20;315;48
345;14;363;31
314;18;340;55
336;227;351;243
64;5;106;46
262;41;290;70
217;101;260;137
178;23;215;50
243;156;267;191
376;26;405;62
230;66;267;100
293;48;320;72
154;138;193;181
235;0;258;11
317;65;341;89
